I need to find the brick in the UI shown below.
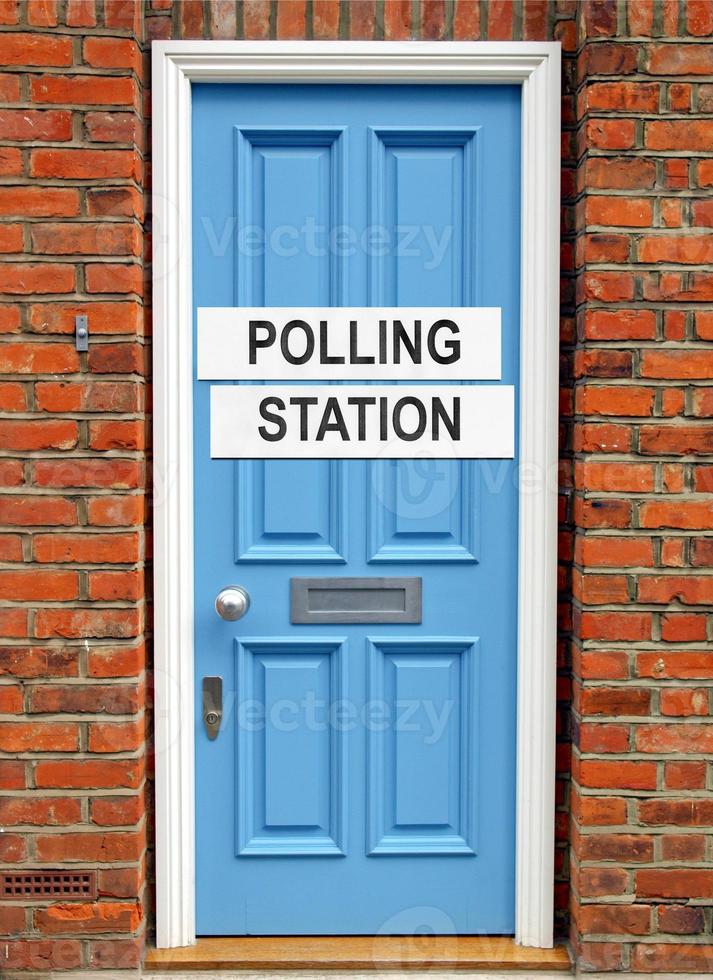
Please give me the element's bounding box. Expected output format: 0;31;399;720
34;607;141;639
577;385;654;416
580;687;650;717
628;0;654;33
0;223;22;252
523;0;548;40
637;870;713;900
0;263;75;294
487;0;513;39
88;572;144;602
661;831;707;858
35;901;141;936
32;222;140;257
0;495;76;526
104;0;141;31
647;44;713;76
67;0;96;26
29;683;140;714
88;341;144;373
243;0;270;38
576;462;653;493
0;32;72;66
638;575;713;605
641;349;713;378
647;120;713;151
85;263;144;295
0;419;77;450
640;425;713;455
0;109;72;141
661;592;707;623
31;148;140;180
35;758;143;789
3;939;82;970
0;608;28;637
0;833;27;862
0;646;78;678
33;458;141;489
640;500;713;528
0;342;79;374
579;904;651;937
575;497;632;529
578;868;628;897
639;235;713;265
578;722;629;752
88;495;143;527
86;110;140;144
384;0;411;38
33;531;140;564
89;937;143;969
0;570;77;601
636;724;713;754
660;688;709;717
88;642;145;678
0;684;22;711
97;865;143;897
574;423;632;453
0;147;22;176
0;721;77;752
578;537;654;568
453;0;478;38
0;0;19;24
36;830;144;863
586;197;653;229
0;187;80;218
585;82;658;113
88;719;143;752
0;532;23;560
587;118;636;151
86;187;143;219
83;36;141;72
89;419;145;450
0;796;81;826
0;382;26;411
0;759;27;790
0;305;21;332
658;905;705;936
29;300;142;334
580;832;655;862
585;157;655;190
0;905;25;935
91;795;143;826
637;651;713;679
36;380;141;412
28;0;58;25
633;944;713;972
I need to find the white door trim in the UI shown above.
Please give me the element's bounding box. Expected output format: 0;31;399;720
152;40;561;950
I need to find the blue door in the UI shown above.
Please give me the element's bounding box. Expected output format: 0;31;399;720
193;83;520;935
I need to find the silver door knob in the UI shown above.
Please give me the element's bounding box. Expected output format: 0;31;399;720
215;585;250;621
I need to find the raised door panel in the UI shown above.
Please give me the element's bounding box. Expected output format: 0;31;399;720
367;637;478;855
367;129;480;563
233;128;347;563
236;637;346;856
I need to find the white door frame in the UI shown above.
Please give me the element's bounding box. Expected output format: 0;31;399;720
152;39;561;950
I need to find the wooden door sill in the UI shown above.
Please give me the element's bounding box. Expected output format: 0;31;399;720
144;935;572;971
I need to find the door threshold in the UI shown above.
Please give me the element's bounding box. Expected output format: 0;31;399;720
144;936;571;972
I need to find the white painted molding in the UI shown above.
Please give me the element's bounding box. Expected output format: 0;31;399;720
152;39;561;950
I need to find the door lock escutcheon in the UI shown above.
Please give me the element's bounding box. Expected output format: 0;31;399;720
202;676;222;740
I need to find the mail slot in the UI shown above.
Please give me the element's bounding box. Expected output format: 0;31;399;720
290;577;422;624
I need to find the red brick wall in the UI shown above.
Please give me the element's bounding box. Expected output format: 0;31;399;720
0;1;711;974
0;0;147;972
569;1;713;973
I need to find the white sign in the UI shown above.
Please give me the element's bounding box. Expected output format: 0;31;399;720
198;307;501;381
210;385;514;460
